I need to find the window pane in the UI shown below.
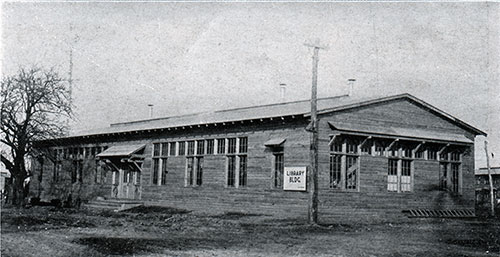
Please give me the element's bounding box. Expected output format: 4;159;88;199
329;155;341;188
187;157;194;185
428;149;437;160
187;141;195;155
161;158;168;185
206;139;214;154
387;159;398;192
228;138;237;154
169;142;176;156
178;141;186;156
239;137;248;153
346;139;358;154
153;143;161;157
152;158;159;185
330;137;343;152
451;163;459;192
274;154;284;188
401;160;412;192
196;157;203;186
217;139;225;154
345;156;357;189
161;143;168;156
439;162;447;190
196;140;205;155
239;155;247;186
227;156;236;186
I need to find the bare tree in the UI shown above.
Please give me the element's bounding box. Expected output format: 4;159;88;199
1;67;72;206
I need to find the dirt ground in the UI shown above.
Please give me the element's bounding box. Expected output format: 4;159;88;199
1;205;499;257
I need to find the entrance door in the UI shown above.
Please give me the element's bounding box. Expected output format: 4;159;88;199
112;165;141;199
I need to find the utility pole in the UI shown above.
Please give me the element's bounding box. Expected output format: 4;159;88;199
304;39;328;224
484;141;495;217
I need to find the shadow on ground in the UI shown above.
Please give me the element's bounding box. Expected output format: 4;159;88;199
73;236;234;255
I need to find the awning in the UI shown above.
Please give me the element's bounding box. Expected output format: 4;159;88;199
264;138;286;147
328;122;473;144
96;144;146;158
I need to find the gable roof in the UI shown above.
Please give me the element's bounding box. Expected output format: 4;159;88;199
65;93;485;140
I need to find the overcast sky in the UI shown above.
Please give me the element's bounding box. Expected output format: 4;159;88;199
1;2;499;167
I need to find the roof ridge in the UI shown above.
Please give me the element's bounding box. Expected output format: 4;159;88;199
111;94;349;127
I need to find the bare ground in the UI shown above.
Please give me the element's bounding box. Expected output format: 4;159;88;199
1;205;499;257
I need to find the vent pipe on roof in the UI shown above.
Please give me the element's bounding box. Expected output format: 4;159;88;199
347;79;356;96
148;104;154;118
280;83;287;102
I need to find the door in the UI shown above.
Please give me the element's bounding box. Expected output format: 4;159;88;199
112;165;141;199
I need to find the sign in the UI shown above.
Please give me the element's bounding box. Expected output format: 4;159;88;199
283;166;307;191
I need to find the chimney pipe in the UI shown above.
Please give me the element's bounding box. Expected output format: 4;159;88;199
148;104;154;118
279;83;287;102
347;79;356;96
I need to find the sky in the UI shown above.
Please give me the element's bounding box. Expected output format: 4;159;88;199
1;2;499;167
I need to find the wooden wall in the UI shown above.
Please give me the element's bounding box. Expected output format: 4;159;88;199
31;98;479;222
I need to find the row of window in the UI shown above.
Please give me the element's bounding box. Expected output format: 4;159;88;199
52;160;109;184
329;136;462;193
330;136;462;161
52;146;108;160
152;137;248;157
151;137;249;187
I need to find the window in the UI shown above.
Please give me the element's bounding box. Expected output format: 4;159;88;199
401;145;412;158
401;160;411;192
329;155;341;188
153;143;168;185
439;152;448;161
195;157;203;186
161;143;169;156
217;139;225;154
345;156;358;190
161;158;168;185
228;138;237;154
196;140;205;155
387;159;398;192
360;141;372;155
274;153;284;189
239;155;247;187
178;141;186;156
72;160;82;183
169;142;176;156
330;138;342;152
428;149;437;160
387;158;412;192
415;150;424;159
95;161;101;184
186;157;195;186
439;162;448;190
206;139;214;154
187;141;195;155
439;151;461;193
152;158;159;185
54;161;62;182
375;142;385;156
239;137;248;153
153;143;161;157
328;136;359;191
449;164;458;193
227;156;236;187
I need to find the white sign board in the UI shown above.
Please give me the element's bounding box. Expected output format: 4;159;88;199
283;166;307;191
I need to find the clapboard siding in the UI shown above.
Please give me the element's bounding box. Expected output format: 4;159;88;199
31;97;479;222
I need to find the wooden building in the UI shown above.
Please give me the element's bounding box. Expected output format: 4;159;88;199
31;93;486;221
475;167;500;216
